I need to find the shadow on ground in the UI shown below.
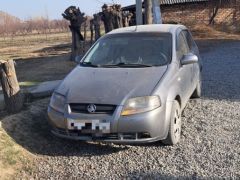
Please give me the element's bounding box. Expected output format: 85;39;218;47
32;43;71;57
0;98;130;157
15;53;76;82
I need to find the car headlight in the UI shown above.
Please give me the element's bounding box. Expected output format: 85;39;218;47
121;96;161;116
49;92;66;113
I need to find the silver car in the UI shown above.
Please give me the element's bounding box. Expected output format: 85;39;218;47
48;24;202;145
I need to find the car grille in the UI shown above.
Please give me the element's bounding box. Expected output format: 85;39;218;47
69;103;117;114
53;128;152;140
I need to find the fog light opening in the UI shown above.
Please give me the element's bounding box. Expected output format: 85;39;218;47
138;132;151;139
118;133;151;140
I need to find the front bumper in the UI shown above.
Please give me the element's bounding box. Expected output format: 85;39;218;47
51;128;161;144
48;104;168;144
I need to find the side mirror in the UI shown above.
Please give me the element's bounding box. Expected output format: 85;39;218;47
75;55;83;63
181;53;198;65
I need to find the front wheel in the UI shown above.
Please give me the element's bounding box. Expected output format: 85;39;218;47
191;80;202;98
162;100;182;145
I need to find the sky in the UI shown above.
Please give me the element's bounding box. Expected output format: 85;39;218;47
0;0;135;20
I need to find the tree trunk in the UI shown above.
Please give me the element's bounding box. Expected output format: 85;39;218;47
90;20;94;45
93;14;102;41
83;22;87;53
209;1;220;25
209;7;219;25
70;26;83;61
144;0;153;24
0;60;24;113
232;0;237;26
62;6;86;61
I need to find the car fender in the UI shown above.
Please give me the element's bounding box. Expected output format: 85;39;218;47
162;89;182;139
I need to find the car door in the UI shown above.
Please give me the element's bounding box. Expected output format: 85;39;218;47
182;30;201;86
176;30;192;104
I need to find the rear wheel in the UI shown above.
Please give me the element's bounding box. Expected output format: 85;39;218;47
162;100;181;145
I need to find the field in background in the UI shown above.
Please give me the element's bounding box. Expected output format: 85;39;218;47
0;32;72;60
1;25;240;60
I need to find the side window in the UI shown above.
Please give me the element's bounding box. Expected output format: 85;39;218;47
182;30;197;52
177;32;189;59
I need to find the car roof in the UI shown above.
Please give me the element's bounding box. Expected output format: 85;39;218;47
108;24;186;35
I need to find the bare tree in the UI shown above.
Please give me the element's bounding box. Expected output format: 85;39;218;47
62;6;86;61
209;0;222;25
100;4;124;33
93;14;101;41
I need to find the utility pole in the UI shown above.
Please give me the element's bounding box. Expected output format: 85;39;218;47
144;0;153;24
152;0;162;24
136;0;143;25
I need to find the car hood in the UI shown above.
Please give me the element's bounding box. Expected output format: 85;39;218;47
56;66;167;105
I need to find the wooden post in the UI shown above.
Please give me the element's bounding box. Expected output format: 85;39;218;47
136;0;143;25
0;60;24;113
145;0;153;24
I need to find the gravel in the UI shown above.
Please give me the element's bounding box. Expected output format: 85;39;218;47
2;39;240;179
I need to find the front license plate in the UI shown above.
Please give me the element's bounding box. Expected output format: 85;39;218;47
67;119;110;133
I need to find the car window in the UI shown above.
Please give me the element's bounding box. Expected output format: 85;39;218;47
182;30;197;52
177;32;189;59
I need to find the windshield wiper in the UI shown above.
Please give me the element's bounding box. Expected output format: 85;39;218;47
80;62;154;68
100;63;153;68
80;62;99;67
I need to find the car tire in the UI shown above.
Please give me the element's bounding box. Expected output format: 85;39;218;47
191;80;202;98
162;100;181;145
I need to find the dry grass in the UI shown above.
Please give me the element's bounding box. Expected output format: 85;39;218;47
0;98;51;179
0;32;71;61
0;122;34;180
191;24;240;40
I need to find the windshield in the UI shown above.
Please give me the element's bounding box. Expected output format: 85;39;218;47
82;33;172;67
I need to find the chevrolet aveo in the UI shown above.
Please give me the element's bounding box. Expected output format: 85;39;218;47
48;24;202;145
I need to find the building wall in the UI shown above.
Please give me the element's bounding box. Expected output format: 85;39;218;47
161;2;240;31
